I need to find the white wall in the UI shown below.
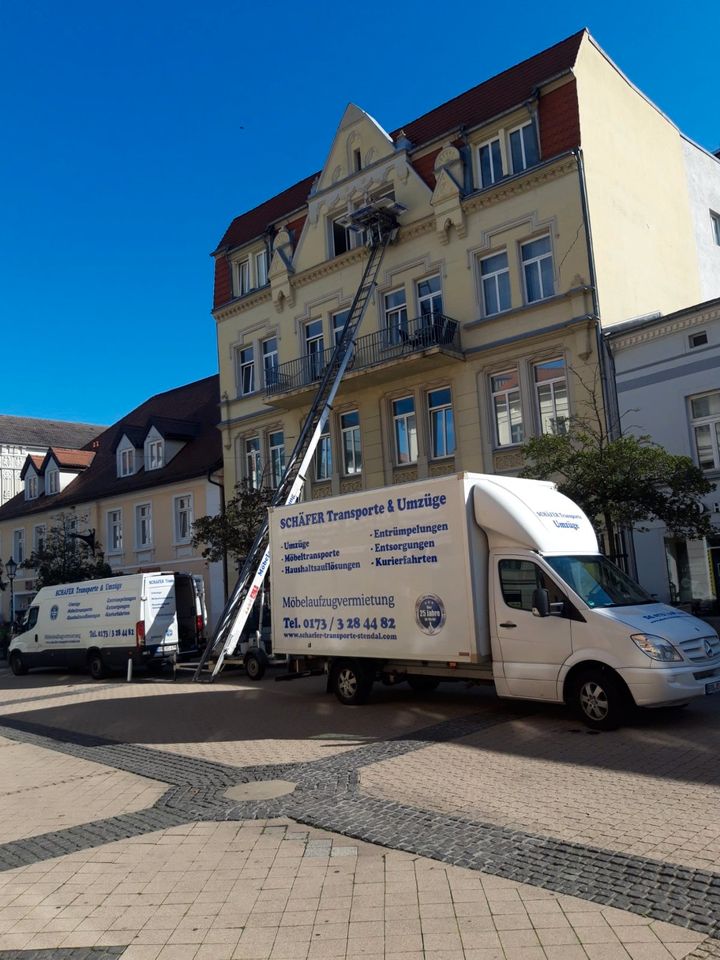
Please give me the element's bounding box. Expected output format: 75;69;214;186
682;139;720;302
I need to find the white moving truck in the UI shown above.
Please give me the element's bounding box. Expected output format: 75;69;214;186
8;572;185;679
269;473;720;728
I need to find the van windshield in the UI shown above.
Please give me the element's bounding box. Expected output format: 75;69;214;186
545;555;653;609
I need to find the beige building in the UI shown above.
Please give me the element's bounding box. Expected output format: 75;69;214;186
211;31;720;522
0;377;224;627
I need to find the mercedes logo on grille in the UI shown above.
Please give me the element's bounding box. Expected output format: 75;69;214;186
705;639;715;658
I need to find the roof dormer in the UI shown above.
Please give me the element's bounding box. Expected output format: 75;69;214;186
143;418;199;471
20;456;44;500
113;428;144;477
40;447;95;495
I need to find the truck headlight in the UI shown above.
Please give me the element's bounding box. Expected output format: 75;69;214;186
631;633;683;662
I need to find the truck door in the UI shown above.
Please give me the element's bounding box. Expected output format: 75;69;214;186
494;557;573;700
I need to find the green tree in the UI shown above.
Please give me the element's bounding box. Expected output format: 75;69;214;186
521;375;715;560
24;513;113;588
192;480;273;571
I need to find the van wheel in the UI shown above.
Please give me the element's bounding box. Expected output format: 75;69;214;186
407;676;440;695
10;652;28;676
331;660;374;705
244;649;267;681
571;668;629;730
87;652;107;680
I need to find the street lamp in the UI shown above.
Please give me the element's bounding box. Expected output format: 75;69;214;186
5;558;17;628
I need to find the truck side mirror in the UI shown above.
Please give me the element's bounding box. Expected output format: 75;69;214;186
531;587;550;618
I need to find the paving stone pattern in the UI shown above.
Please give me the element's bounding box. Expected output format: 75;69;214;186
0;708;719;946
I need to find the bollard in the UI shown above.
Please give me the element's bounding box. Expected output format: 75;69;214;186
126;654;133;682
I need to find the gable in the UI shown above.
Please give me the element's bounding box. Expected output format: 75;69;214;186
315;104;396;194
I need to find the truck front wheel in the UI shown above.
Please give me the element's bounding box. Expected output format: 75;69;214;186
570;668;629;730
331;660;374;705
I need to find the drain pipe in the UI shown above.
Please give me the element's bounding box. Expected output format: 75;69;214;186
207;466;228;599
573;148;637;576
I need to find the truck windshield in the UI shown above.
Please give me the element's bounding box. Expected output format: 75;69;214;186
545;555;653;609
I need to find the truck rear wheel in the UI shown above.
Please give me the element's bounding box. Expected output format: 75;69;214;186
244;648;267;681
87;651;107;680
571;667;629;730
10;652;28;676
331;660;374;705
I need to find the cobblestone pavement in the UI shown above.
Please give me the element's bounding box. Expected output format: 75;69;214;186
0;665;719;959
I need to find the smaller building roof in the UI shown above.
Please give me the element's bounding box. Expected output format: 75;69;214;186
43;448;96;471
0;415;105;449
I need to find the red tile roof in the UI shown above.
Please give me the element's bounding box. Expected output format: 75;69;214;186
212;30;585;259
44;448;96;470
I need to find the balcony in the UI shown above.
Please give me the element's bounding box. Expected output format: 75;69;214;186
265;313;463;405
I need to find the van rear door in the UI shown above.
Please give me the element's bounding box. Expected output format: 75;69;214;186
174;573;200;653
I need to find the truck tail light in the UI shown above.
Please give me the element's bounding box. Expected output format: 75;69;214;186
136;620;146;648
196;614;204;637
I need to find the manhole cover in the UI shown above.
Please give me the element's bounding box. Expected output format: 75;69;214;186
225;780;296;801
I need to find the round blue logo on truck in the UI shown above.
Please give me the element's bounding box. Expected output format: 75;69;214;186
415;595;446;635
50;605;59;621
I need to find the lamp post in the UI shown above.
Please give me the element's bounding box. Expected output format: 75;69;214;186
6;558;17;629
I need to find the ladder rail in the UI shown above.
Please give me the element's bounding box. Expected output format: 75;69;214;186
193;222;395;681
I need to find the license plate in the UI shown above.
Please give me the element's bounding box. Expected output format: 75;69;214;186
706;680;720;695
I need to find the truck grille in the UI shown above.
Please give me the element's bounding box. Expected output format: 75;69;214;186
678;634;720;662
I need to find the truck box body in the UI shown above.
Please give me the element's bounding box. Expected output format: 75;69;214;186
269;473;720;726
9;572;184;676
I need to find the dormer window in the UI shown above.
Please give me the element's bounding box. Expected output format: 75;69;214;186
234;249;269;297
119;447;135;477
148;439;164;470
46;468;59;494
25;474;38;500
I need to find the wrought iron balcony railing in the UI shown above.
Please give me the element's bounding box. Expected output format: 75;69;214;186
265;312;461;397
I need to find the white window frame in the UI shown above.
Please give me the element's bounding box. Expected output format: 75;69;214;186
478;136;504;187
521;235;555;303
330;213;361;258
340;411;362;475
119;447;135;477
135;503;153;549
427;387;455;460
315;427;332;481
107;509;123;555
479;250;511;316
147;439;164;470
13;529;25;565
269;431;285;488
392;396;418;465
46;468;59;494
235;258;251;296
711;211;720;246
416;275;443;322
174;494;193;544
534;358;569;435
255;249;268;287
384;288;408;345
33;524;46;555
508;120;540;174
245;437;261;489
25;474;38;500
304;318;325;380
237;345;255;396
262;337;279;388
690;390;720;471
490;369;524;447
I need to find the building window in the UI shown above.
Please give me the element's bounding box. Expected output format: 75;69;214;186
13;529;25;565
262;337;278;388
521;236;554;303
417;276;443;323
491;369;524;446
331;215;360;257
174;495;193;543
428;388;455;459
332;310;350;347
25;475;38;500
480;251;511;316
315;428;332;481
690;391;720;470
534;359;569;435
245;437;261;489
509;121;539;173
304;319;325;380
384;288;408;345
340;411;362;475
119;447;135;477
269;431;285;488
236;259;251;296
478;137;504;187
255;249;269;287
689;331;708;349
147;439;164;470
393;396;417;465
135;503;152;548
711;211;720;246
32;524;46;556
237;346;255;396
46;468;59;494
107;510;123;554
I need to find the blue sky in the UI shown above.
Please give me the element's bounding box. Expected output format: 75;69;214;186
1;0;718;427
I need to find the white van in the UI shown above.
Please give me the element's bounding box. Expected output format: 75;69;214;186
8;573;182;679
269;473;720;728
